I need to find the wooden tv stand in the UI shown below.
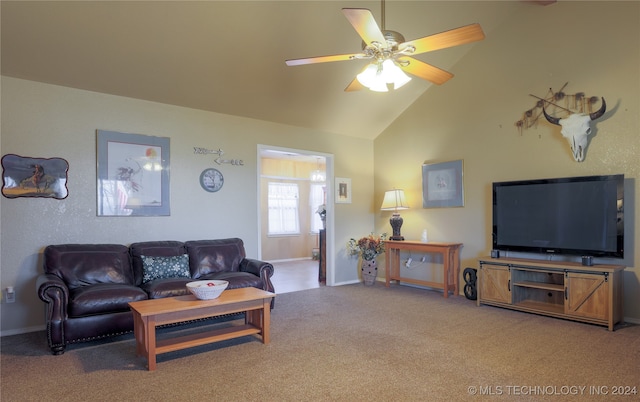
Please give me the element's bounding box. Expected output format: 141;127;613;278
477;257;624;331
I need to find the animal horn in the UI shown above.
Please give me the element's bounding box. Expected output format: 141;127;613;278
590;97;606;120
542;103;561;126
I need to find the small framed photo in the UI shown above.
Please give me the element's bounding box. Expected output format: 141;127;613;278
335;177;351;204
96;130;170;216
422;160;464;208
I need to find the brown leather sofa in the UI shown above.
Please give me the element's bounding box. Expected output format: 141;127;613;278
36;238;274;355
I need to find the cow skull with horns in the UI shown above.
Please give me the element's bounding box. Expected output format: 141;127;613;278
542;97;606;162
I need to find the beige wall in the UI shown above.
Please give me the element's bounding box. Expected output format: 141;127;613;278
0;77;374;334
374;1;640;321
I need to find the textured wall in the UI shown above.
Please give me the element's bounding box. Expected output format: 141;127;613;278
0;78;375;334
374;1;640;321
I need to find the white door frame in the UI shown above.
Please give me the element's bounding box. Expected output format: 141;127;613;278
256;144;335;286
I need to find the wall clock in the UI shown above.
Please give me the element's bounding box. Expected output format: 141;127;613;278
199;168;224;192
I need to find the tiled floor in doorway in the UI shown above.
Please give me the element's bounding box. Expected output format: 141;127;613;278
270;259;321;294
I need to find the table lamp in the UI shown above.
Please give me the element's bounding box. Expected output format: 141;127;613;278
380;189;409;241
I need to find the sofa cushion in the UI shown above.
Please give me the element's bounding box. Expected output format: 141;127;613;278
141;254;190;283
141;278;192;299
68;284;147;317
44;244;133;290
185;239;246;278
200;271;264;290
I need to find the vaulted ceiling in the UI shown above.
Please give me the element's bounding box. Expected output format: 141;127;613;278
1;1;541;140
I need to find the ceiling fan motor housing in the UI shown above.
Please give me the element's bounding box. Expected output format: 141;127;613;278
362;30;405;51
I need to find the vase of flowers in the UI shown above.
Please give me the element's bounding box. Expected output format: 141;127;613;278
347;233;387;285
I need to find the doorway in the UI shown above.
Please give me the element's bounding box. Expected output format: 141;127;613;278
257;145;334;287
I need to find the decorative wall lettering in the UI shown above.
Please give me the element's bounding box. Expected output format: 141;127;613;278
193;147;244;166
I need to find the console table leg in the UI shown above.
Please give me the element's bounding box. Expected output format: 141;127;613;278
443;264;450;298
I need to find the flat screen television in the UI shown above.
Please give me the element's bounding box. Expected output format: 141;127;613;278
492;174;624;259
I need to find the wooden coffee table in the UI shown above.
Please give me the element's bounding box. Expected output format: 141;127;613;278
129;287;275;371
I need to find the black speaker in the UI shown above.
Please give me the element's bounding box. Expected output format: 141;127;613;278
490;249;500;258
463;267;477;300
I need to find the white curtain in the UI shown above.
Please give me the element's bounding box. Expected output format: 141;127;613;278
268;182;300;235
310;183;325;233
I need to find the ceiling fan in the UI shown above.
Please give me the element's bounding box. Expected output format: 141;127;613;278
285;2;485;92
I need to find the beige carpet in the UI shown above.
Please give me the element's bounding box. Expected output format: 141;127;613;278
1;283;639;401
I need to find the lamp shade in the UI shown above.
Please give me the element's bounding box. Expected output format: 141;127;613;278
380;189;409;211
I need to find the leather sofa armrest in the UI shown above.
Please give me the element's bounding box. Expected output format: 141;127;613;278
36;273;69;354
240;258;275;293
240;258;273;277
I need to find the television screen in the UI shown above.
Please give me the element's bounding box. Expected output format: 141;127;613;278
492;175;624;258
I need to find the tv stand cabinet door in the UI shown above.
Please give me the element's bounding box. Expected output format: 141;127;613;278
565;272;609;321
478;263;511;305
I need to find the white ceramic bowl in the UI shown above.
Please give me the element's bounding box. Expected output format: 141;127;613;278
186;280;229;300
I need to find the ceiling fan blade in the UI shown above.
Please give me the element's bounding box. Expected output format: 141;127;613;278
397;57;453;85
286;53;364;66
344;78;364;92
399;23;485;56
342;8;387;47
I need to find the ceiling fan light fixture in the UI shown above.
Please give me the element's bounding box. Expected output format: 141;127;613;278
369;78;389;92
357;59;410;92
357;62;389;92
381;59;411;89
392;68;411;90
356;63;380;87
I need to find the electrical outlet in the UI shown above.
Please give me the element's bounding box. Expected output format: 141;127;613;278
5;287;15;303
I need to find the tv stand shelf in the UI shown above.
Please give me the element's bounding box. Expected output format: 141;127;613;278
477;257;625;331
512;281;564;291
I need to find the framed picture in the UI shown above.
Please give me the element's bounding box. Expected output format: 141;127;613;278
422;160;464;208
96;130;170;216
1;154;69;199
335;177;351;204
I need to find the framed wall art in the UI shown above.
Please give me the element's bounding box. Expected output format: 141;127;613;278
422;159;464;208
96;130;170;216
335;177;352;204
1;154;69;199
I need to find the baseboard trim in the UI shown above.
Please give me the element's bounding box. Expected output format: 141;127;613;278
270;257;313;263
1;324;45;337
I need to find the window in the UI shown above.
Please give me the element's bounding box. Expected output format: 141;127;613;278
268;182;300;235
310;183;325;233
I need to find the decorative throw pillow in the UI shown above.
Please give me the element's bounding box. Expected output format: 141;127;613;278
141;254;190;283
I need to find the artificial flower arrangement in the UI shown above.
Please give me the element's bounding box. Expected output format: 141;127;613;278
346;233;388;261
316;204;326;220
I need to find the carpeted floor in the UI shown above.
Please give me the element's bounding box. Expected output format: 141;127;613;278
1;283;639;401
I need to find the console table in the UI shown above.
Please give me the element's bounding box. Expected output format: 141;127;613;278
384;241;463;298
